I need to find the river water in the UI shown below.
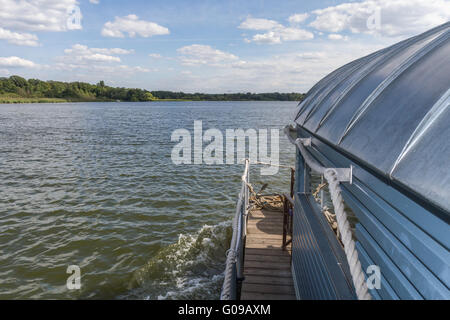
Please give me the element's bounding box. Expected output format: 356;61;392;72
0;101;298;299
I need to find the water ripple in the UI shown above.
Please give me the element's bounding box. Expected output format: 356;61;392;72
0;101;297;299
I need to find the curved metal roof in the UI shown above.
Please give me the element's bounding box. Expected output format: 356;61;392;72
294;22;450;214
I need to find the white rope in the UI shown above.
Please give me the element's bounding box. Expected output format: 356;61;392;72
285;126;371;300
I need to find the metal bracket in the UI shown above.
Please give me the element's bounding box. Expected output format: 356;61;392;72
295;134;353;184
332;165;353;184
299;138;312;147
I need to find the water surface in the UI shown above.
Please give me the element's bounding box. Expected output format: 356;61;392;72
0;101;298;299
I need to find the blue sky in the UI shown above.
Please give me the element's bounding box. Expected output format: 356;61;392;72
0;0;449;92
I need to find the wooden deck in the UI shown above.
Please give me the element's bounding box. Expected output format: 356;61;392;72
241;208;296;300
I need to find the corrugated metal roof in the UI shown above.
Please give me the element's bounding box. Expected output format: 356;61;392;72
294;22;450;213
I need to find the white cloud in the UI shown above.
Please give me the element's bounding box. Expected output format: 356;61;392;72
168;40;388;93
238;17;282;30
101;14;169;38
177;45;239;66
54;62;151;75
0;56;36;68
288;13;309;24
55;44;148;76
91;47;134;55
249;27;314;44
278;27;315;41
328;33;349;41
89;0;99;4
149;53;162;58
296;52;328;60
0;0;80;32
0;27;39;46
0;0;82;49
239;16;314;44
62;44;134;63
0;68;11;76
251;32;281;44
309;0;450;37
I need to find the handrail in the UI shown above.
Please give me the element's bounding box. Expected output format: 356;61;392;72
220;159;250;300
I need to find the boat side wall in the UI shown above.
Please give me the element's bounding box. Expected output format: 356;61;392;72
292;126;450;300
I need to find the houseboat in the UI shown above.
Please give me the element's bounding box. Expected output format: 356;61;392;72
221;21;450;300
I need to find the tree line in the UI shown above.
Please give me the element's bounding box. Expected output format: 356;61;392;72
0;76;305;102
150;91;305;101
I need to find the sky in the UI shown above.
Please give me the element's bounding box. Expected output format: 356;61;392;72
0;0;449;93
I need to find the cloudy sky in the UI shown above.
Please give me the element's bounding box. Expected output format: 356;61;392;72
0;0;449;93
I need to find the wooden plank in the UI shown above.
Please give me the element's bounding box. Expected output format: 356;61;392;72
251;209;284;215
242;283;295;295
247;219;283;226
246;233;284;240
249;209;283;215
247;228;283;235
246;238;285;245
246;232;283;239
244;267;293;277
247;223;283;230
245;242;285;250
245;247;291;257
244;260;291;270
245;254;291;263
249;212;283;219
241;292;296;300
245;242;291;249
248;214;283;220
244;275;294;286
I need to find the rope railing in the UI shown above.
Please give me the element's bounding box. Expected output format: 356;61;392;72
284;125;372;300
220;159;250;300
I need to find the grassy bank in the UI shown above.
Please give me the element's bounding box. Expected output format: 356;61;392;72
0;96;69;104
0;93;114;104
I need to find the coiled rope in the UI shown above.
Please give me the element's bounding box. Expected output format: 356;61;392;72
284;126;371;300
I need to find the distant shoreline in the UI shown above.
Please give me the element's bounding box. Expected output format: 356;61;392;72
0;99;302;104
0;76;305;104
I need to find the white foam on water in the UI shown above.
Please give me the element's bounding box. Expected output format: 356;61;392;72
122;220;232;300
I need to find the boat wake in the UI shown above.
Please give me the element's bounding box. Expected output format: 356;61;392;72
122;221;232;300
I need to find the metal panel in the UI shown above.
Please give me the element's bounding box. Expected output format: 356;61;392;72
298;127;449;250
294;127;450;300
340;35;450;176
356;242;399;300
347;180;450;287
295;54;377;123
344;189;448;299
292;193;356;300
303;42;405;131
391;97;450;214
292;22;450;299
315;25;448;146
